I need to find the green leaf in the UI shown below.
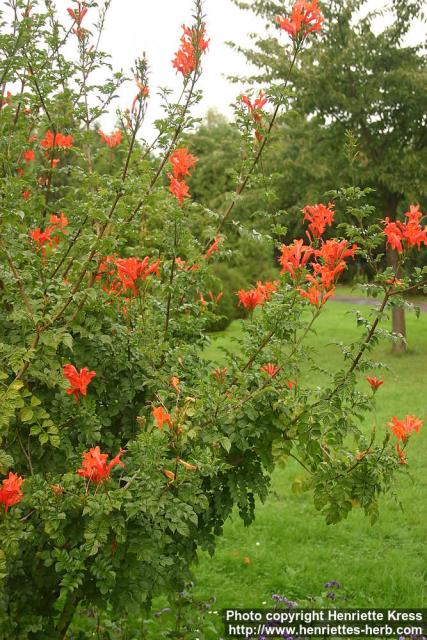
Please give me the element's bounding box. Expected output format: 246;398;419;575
20;407;34;423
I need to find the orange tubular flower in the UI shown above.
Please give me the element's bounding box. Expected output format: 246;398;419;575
242;91;268;140
0;472;24;512
208;291;223;304
280;239;313;278
260;363;281;378
41;130;73;150
169;147;198;180
49;212;69;233
131;78;149;114
383;219;403;253
205;236;222;260
172;24;209;77
30;227;54;256
366;376;384;391
115;257;159;296
237;280;277;311
97;256;160;301
1;90;12;109
383;205;427;254
299;275;335;307
23;149;35;162
395;443;407;465
389;415;423;466
237;288;265;311
315;239;357;269
163;469;176;482
50;484;64;496
303;202;335;239
256;280;278;302
312;240;358;289
213;367;228;383
67;3;88;24
276;0;324;41
241;91;267;114
30;214;68;265
168;174;190;206
63;364;96;402
77;446;124;484
152;406;173;430
388;415;423;442
167;148;197;207
98;129;123;148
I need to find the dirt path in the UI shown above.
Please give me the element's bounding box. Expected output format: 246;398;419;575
333;295;427;313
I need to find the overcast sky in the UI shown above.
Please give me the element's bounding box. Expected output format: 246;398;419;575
52;0;425;140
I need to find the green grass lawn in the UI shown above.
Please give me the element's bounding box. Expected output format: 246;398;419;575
194;297;427;612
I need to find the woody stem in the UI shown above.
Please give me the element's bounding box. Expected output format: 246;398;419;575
126;54;201;224
207;47;299;246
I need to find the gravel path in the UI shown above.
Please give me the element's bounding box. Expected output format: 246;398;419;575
333;295;427;313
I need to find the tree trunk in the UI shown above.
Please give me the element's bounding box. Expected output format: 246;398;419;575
386;244;407;353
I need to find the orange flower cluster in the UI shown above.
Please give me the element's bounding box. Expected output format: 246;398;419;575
241;91;267;141
168;147;197;207
175;257;199;272
279;239;313;278
366;376;384;391
67;2;88;24
303;202;334;240
67;2;89;40
40;130;73;150
97;255;160;301
383;205;426;254
23;149;35;162
63;364;96;402
276;0;323;41
301;240;357;307
260;363;281;378
30;213;69;264
237;280;278;311
280;206;357;307
388;415;423;464
77;446;124;484
0;472;24;512
1;90;12;109
98;129;123;148
152;406;173;430
172;24;209;77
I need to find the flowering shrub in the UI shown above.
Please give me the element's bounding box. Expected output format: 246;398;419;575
0;0;425;637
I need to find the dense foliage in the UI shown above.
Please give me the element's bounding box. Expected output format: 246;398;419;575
0;0;425;637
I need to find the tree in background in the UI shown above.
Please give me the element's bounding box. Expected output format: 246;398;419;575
232;0;427;351
185;108;280;328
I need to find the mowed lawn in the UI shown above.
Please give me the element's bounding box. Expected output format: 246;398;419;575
195;292;427;611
